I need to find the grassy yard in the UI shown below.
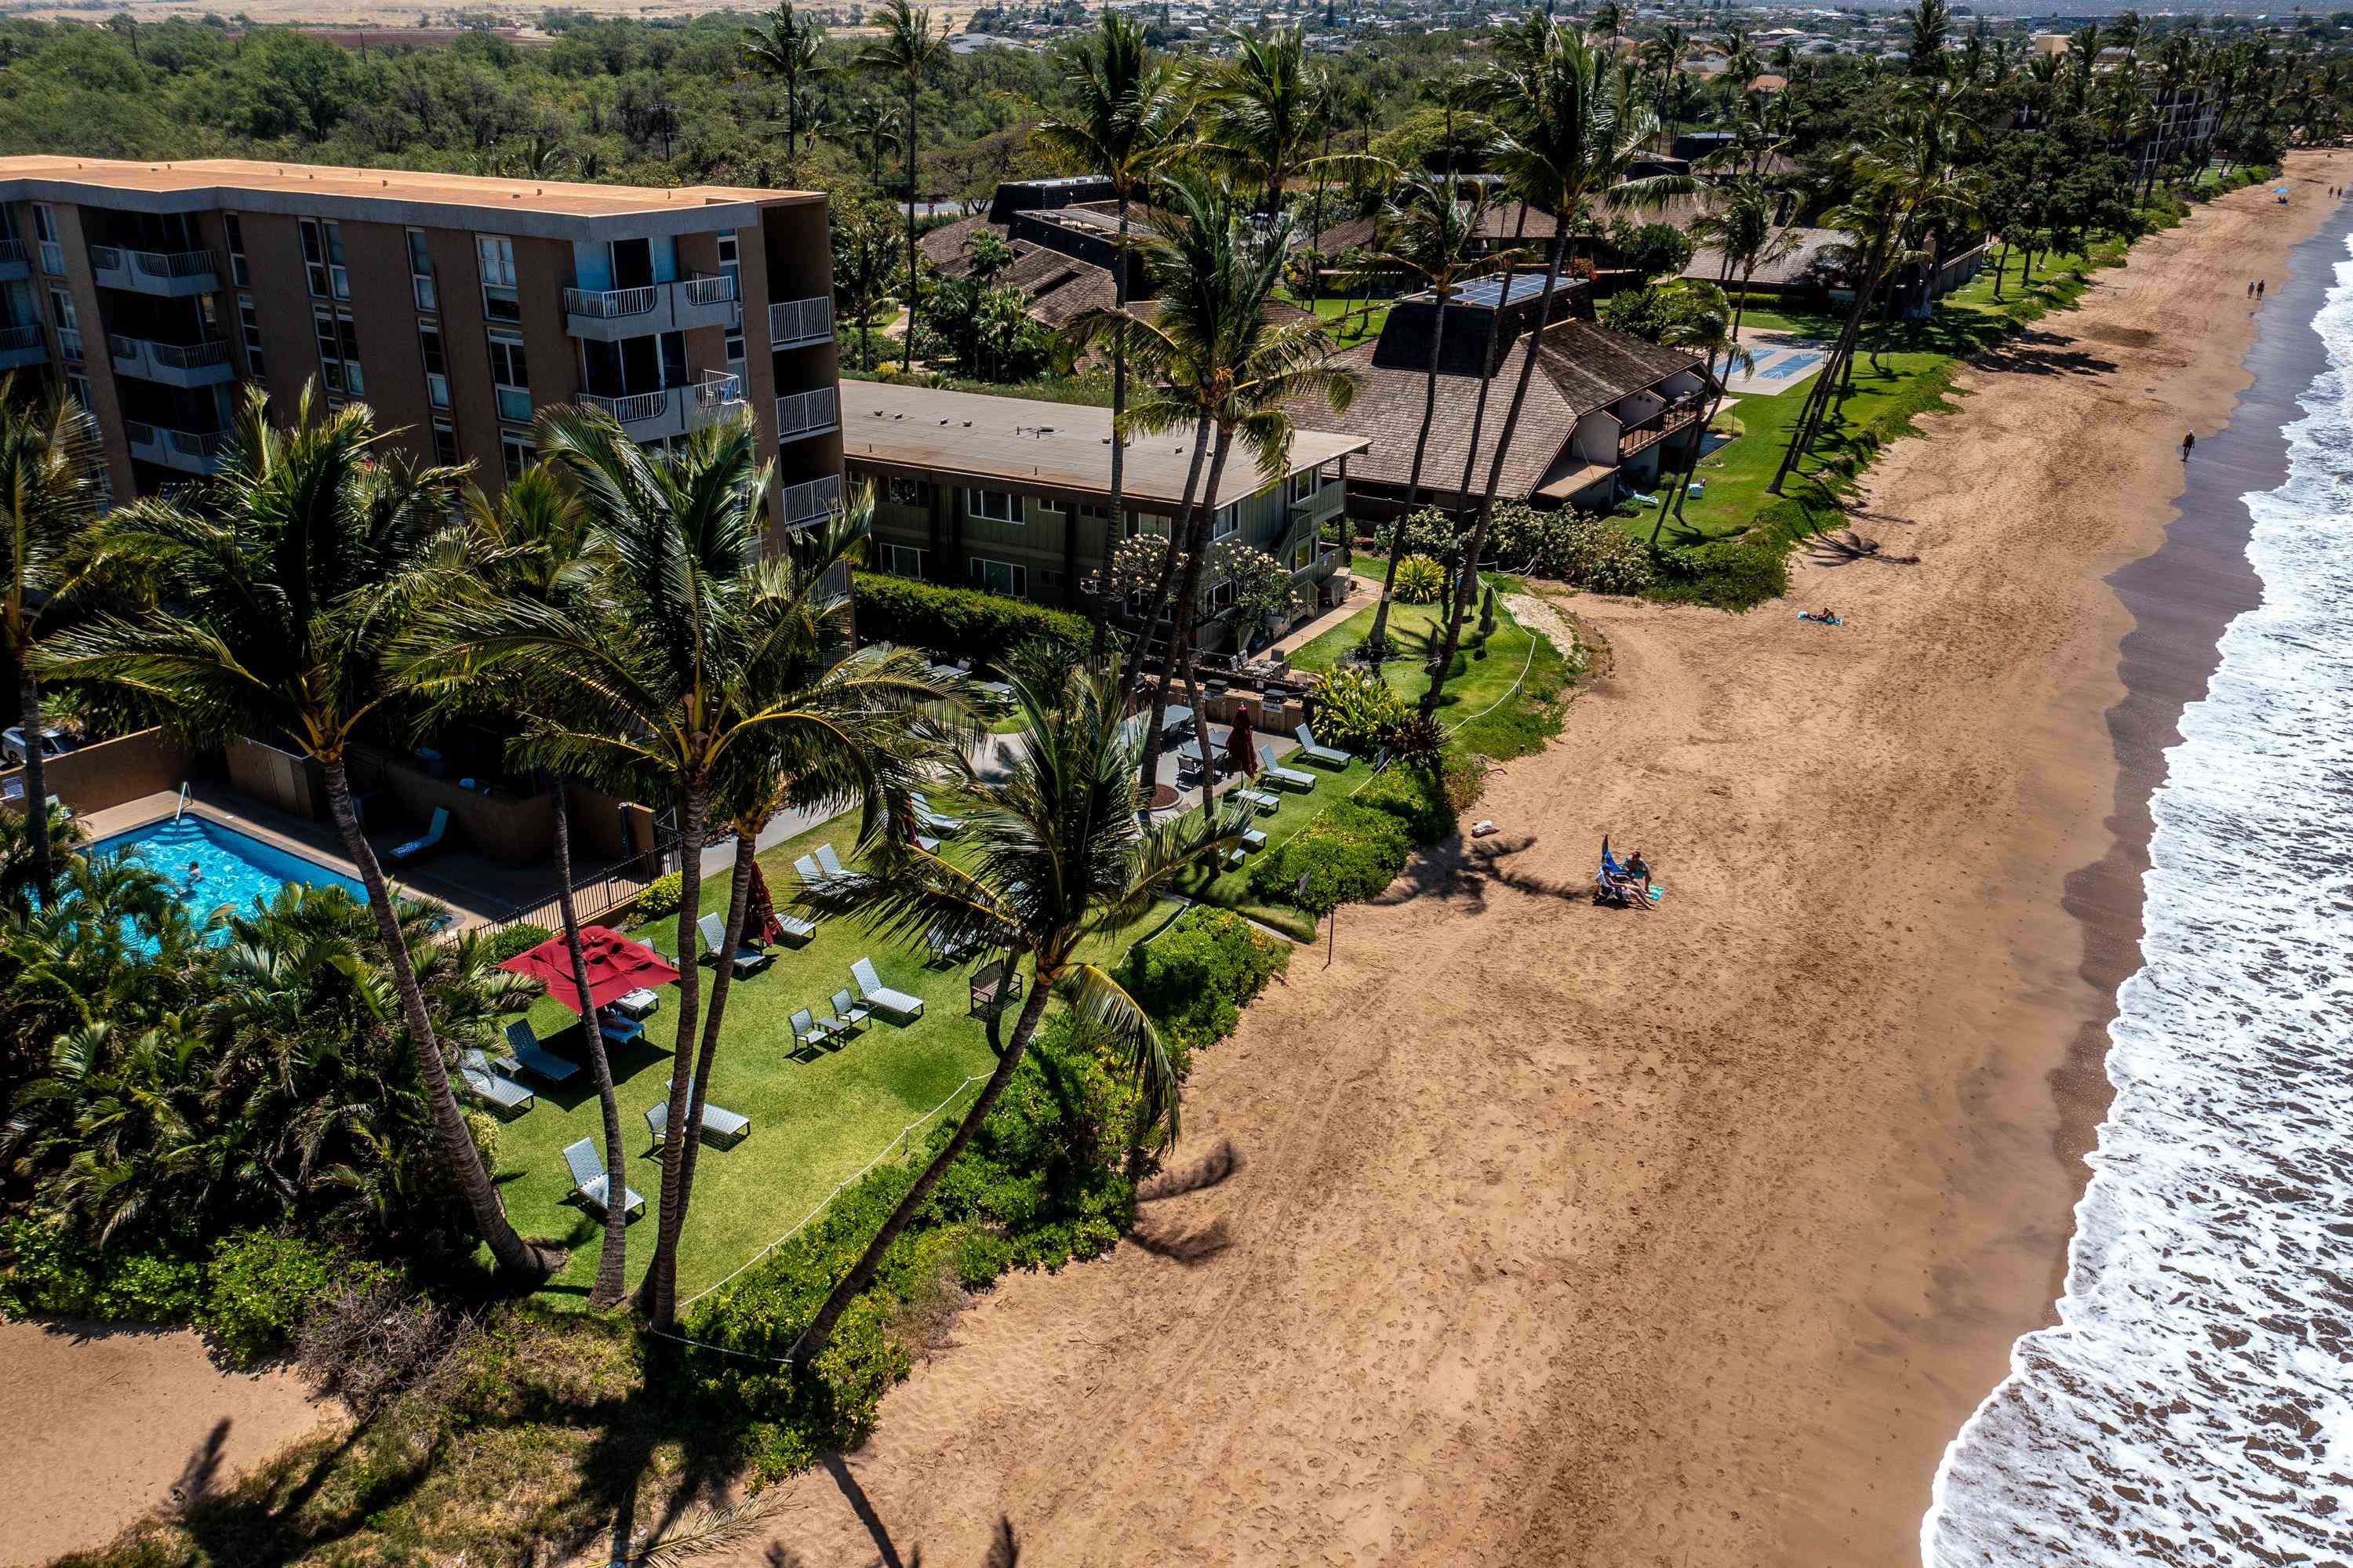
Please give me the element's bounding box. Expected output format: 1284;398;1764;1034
1289;290;1391;348
492;811;1180;1306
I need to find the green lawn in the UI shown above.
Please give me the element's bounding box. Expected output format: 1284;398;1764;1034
1285;589;1570;761
1290;291;1390;348
1172;752;1380;940
491;812;1180;1306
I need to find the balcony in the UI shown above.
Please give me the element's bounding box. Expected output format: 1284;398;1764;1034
1617;405;1699;463
780;474;844;527
0;324;44;370
582;372;744;443
0;240;26;282
125;421;231;475
89;246;219;297
108;334;234;389
563;274;740;340
775;387;838;446
769;295;835;351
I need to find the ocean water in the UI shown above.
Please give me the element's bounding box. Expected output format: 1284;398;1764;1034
96;814;369;936
1923;240;2353;1565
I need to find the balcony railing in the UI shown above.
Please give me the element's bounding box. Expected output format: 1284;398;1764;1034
582;387;672;425
562;284;663;321
1617;406;1699;462
0;239;25;277
92;245;218;284
125;420;231;474
682;273;740;309
781;474;844;526
110;333;234;386
775;387;838;443
769;296;835;349
686;370;745;427
0;324;44;363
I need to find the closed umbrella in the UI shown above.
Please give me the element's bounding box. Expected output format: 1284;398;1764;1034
1226;706;1259;780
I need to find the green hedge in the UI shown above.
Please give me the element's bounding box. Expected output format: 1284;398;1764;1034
853;573;1089;664
635;871;685;921
1247;799;1413;912
1115;908;1291;1067
481;922;555;966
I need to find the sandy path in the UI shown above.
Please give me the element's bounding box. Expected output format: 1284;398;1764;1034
0;1319;330;1566
735;159;2353;1568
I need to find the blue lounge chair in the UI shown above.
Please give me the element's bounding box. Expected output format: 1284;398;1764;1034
563;1138;642;1220
387;806;449;864
502;1021;580;1086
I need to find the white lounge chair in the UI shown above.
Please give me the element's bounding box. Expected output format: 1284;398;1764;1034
501;1021;580;1086
909;792;963;838
563;1137;642;1221
1294;724;1353;769
1232;786;1280;815
698;912;772;977
1240;828;1268;853
388;806;449;864
645;1100;751;1148
815;843;853;882
927;925;976;965
850;956;924;1022
458;1049;534;1114
1257;745;1318;792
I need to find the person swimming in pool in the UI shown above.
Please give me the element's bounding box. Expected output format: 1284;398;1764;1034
185;860;203;885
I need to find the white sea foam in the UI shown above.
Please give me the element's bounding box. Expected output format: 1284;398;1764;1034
1923;238;2353;1566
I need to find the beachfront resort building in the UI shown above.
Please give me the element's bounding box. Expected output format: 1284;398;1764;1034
842;380;1364;643
0;158;846;532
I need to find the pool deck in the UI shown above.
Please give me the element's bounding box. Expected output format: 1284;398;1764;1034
85;785;567;930
1721;326;1831;397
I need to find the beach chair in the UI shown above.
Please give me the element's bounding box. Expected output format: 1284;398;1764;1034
387;806;449;864
697;912;773;978
770;908;816;946
926;925;976;966
1232;785;1280;815
1240;828;1268;853
850;956;925;1022
1294;724;1353;769
815;843;853;882
595;1010;646;1050
829;987;871;1035
790;1006;836;1051
458;1049;535;1115
645;1099;751;1149
1257;745;1318;793
562;1137;643;1221
502;1021;580;1086
910;791;964;838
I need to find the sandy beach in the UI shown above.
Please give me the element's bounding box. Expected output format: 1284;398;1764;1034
718;155;2353;1568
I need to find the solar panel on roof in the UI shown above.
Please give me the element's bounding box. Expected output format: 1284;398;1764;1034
1446;272;1558;309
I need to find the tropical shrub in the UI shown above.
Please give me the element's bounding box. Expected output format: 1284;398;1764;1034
1310;665;1409;755
1114;908;1291;1064
1393;555;1446;605
1551;516;1655;595
636;871;685;919
0;1217;203;1321
1354;764;1458;845
198;1231;355;1365
852;573;1089;664
480;921;554;966
1247;801;1413;911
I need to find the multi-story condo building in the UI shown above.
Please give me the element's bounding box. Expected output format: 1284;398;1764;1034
0;158;844;533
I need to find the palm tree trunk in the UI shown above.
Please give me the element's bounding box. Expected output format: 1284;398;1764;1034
902;79;920;375
637;777;709;1328
1182;652;1217;809
1766;244;1887;496
1421;233;1566;722
674;829;758;1228
16;655;52;906
1368;282;1453;658
1122;414;1213;719
322;755;544;1282
795;976;1053;1369
1096;188;1133;662
551;780;630;1308
1140;429;1234;799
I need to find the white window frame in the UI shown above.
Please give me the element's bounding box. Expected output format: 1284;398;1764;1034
300;218;350;301
64;372;92;411
887;475;929;507
225;213;251;288
478;235;520;322
883;543;929;577
313;305;362;395
1207;577;1238;612
969;488;1023;525
418;318;449;410
407;227;438;313
1211;502;1240;540
237;295;265;378
500;431;532;485
969;555;1027;598
430;417;461;468
488;332;530;423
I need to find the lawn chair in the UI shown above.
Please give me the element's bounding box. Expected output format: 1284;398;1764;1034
815;843;853;882
595;1010;646;1050
1294;724;1353;769
849;956;925;1022
790;1006;836;1051
1240;828;1268;853
828;987;871;1035
1232;784;1280;815
645;1100;751;1149
501;1021;580;1086
562;1137;643;1221
910;791;964;838
1257;744;1318;792
697;912;773;977
926;925;976;966
458;1049;534;1115
387;806;449;864
795;853;834;894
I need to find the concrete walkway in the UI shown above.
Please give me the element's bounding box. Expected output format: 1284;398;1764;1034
1267;582;1376;659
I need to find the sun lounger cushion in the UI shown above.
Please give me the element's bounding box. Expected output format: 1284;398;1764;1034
388;806;449;863
851;956;925;1020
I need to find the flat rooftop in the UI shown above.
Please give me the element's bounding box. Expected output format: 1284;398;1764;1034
0;157;816;238
841;382;1366;509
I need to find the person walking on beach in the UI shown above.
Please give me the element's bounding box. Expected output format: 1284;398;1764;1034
2249;280;2257;297
2182;431;2196;460
2258;279;2267;300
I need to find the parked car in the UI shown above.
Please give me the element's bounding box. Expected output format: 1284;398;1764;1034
2;726;71;766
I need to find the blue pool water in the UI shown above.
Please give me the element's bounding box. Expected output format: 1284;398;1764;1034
96;815;369;931
1758;350;1824;380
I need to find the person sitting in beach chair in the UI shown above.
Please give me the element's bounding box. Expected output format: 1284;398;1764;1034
1593;835;1653;910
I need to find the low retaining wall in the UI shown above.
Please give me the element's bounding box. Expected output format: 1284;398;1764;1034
1;727;196;816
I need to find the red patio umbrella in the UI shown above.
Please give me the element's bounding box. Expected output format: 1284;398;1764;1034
1225;705;1258;780
498;926;679;1016
747;859;787;947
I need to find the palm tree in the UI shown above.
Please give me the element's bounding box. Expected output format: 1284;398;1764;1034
1638;24;1687;135
1904;0;1951;78
1071;177;1358;802
402;409;969;1327
1421;27;1686;721
1032;13;1186;645
1648;285;1754;544
1200;25;1326;220
741;3;832;169
1362;175;1519;659
0;380;102;908
857;0;951;376
831;97;904;191
38;387;553;1282
785;659;1241;1370
406;464;635;1308
1688;180;1801;327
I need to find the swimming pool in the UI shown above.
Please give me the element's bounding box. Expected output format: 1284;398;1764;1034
95;815;369;930
1758;350;1825;380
